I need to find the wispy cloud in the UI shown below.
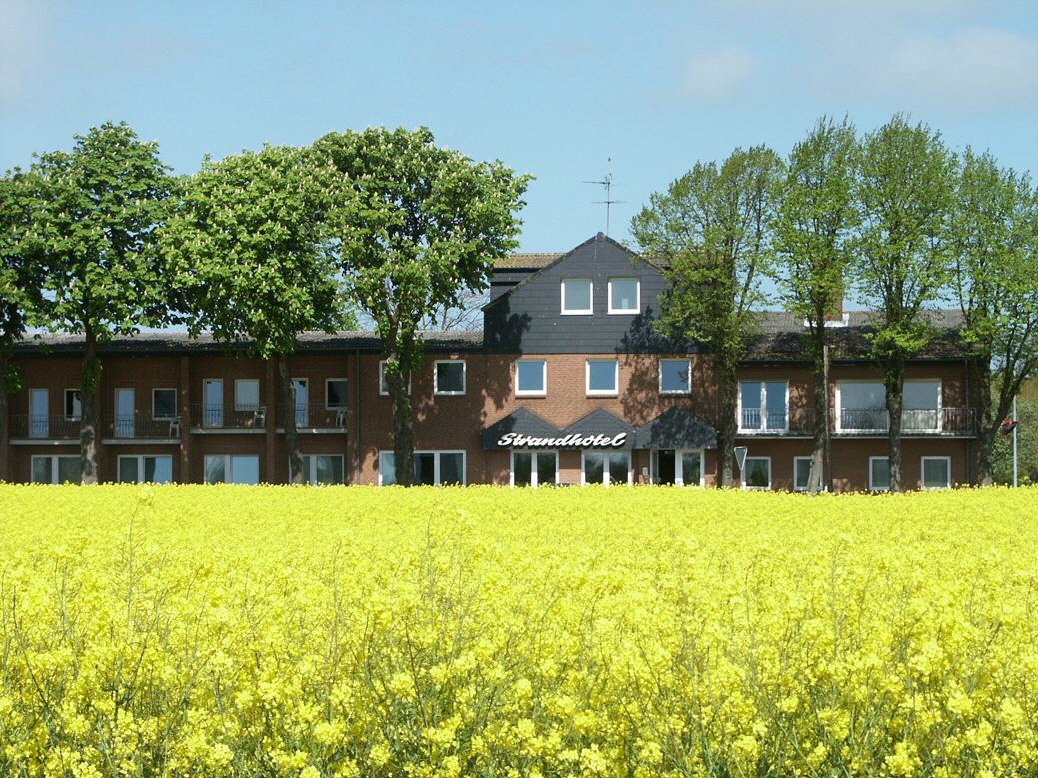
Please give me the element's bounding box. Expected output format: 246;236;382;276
682;43;753;102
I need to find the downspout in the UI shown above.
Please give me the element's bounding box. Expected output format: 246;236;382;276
354;347;362;484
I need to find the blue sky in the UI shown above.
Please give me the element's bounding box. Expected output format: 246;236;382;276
3;0;1038;252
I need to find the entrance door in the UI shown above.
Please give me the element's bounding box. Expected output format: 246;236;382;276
115;388;135;437
652;449;704;486
653;450;676;485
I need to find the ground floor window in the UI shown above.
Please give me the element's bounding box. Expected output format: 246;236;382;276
743;457;771;490
869;457;890;491
118;455;173;484
651;449;703;486
379;450;465;486
31;455;80;484
511;451;558;487
301;454;344;485
793;456;813;491
921;456;951;490
582;451;630;486
205;454;260;485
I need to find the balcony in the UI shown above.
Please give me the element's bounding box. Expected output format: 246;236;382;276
101;415;181;441
738;407;815;435
837;407;976;436
275;403;348;432
9;415;82;440
190;403;267;432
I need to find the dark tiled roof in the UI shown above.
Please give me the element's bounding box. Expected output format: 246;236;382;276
746;310;969;362
494;253;564;269
15;330;485;355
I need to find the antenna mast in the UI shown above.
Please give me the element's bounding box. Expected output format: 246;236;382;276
583;158;625;237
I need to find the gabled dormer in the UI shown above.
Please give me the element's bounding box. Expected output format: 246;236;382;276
483;233;696;354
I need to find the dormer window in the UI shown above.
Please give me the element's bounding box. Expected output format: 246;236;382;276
608;278;639;314
561;278;593;314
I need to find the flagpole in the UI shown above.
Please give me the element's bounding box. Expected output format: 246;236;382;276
1013;395;1019;488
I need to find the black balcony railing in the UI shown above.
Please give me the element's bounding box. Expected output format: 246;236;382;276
191;403;267;430
276;403;348;430
9;415;81;439
100;415;181;439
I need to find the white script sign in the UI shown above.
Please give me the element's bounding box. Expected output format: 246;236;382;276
497;432;628;449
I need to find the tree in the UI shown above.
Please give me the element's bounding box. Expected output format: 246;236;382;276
29;122;174;484
853;116;956;492
632;146;784;487
0;169;48;479
772;117;860;493
161;145;354;484
315;127;529;486
948;148;1038;484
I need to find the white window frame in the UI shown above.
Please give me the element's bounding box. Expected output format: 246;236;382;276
64;388;82;420
737;381;789;433
30;454;81;484
509;450;560;488
117;454;174;484
204;454;261;485
835;381;887;433
581;450;632;487
325;378;349;410
659;359;692;395
651;449;705;487
742;456;772;490
904;379;942;432
379;361;412;396
607;277;640;314
378;450;466;486
561;278;593;315
433;360;466;396
515;359;547;397
586;359;619;397
793;456;813;492
921;456;952;490
234;378;261;411
298;454;346;485
152;388;177;420
869;456;890;491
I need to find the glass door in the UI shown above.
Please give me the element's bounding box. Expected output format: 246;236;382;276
293;378;308;426
204;380;223;427
115;388;135;437
30;389;49;438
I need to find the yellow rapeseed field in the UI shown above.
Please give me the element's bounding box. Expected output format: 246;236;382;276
1;485;1037;777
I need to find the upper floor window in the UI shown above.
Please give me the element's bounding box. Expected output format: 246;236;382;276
739;381;787;432
561;278;593;315
434;361;466;395
659;359;691;394
516;359;547;396
904;380;941;432
586;359;618;396
235;379;261;411
153;389;177;420
837;381;941;432
379;361;411;396
608;278;640;314
326;379;348;409
64;389;81;420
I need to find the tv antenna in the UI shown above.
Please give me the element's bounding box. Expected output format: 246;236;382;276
583;158;625;237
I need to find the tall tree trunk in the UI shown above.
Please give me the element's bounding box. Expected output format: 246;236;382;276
972;357;995;486
807;331;827;494
279;354;304;485
717;356;737;488
389;358;415;486
80;327;100;485
885;363;904;492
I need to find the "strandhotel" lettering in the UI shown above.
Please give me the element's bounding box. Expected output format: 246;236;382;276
497;432;627;449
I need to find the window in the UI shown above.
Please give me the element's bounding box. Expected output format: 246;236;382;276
904;381;941;431
511;451;558;487
118;455;173;484
292;378;308;426
515;360;547;396
869;457;890;491
921;456;951;490
793;457;813;491
659;359;691;394
379;361;411;396
301;455;344;485
203;379;224;427
64;389;82;420
31;455;80;484
837;382;886;431
743;457;771;490
608;278;640;314
235;379;261;411
582;451;631;486
379;451;465;486
153;388;177;420
739;381;787;432
114;388;135;438
205;455;260;485
326;379;348;409
434;361;466;395
651;449;703;486
561;278;593;314
586;359;618;396
29;388;49;438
